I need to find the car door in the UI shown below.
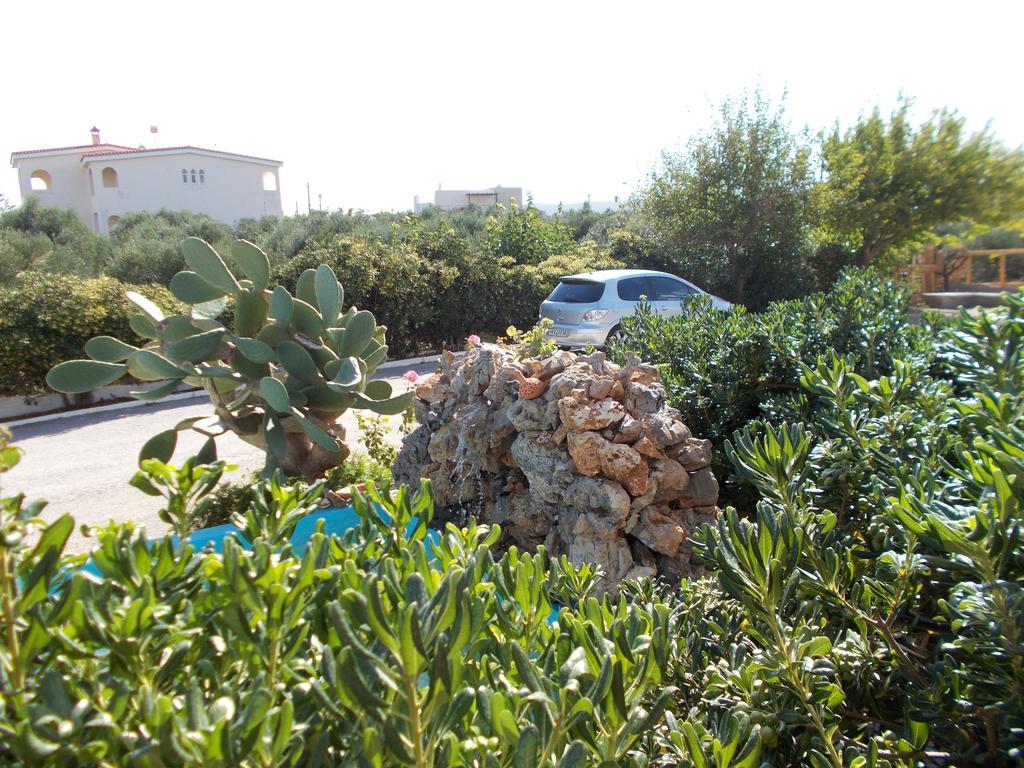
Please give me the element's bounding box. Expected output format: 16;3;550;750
649;276;699;316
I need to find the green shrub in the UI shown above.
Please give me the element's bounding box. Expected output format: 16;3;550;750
0;473;671;766
0;198;109;280
613;268;932;505
1;291;1021;765
276;233;623;355
105;209;235;285
676;290;1024;765
0;273;182;396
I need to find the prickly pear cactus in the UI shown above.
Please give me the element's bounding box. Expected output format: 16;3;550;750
47;238;412;480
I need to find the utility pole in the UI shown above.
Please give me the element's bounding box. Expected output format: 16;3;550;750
318;193;322;211
306;182;311;214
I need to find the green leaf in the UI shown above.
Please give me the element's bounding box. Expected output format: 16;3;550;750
337;310;376;357
130;379;184;401
191;297;229;321
513;724;539;768
182;238;240;294
296;269;317;307
314;265;341;325
196;437;218;465
236;337;275;364
352;390;413;416
130;312;159;339
0;446;21;472
168;329;225;363
139;429;177;464
260;377;291;413
127;350;189;381
47;360;127;393
265;415;287;459
293;411;339;452
170;271;226;304
270;287;293;325
230;240;271;290
126;290;166;322
277;340;319;384
328;357;362;391
235;290;269;338
85;336;138;363
555;741;588;768
364;379;392;399
291;299;324;338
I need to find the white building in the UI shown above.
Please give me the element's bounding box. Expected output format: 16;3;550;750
10;128;283;234
414;185;522;213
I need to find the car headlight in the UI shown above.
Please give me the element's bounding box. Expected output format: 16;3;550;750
582;309;609;322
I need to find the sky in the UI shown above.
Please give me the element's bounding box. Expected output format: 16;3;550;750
3;0;1022;214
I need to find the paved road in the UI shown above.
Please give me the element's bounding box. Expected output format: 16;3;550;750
3;359;437;554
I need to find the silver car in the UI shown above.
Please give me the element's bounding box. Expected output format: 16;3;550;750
539;269;732;348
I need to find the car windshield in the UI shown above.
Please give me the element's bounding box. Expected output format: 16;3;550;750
548;280;604;303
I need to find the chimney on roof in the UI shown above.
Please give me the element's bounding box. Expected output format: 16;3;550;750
90;126;101;146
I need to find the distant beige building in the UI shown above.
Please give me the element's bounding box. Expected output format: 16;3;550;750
414;185;522;213
10;128;283;233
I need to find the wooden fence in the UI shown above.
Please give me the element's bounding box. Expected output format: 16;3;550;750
914;246;1024;294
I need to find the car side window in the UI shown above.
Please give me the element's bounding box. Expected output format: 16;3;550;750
650;276;698;301
616;276;650;301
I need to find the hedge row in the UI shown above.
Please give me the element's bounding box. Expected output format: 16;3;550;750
0;273;183;396
274;235;623;357
0;236;621;395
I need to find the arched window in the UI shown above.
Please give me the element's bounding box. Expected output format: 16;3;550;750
107;215;121;229
29;170;52;191
182;169;188;183
191;169;197;183
262;171;277;191
199;169;205;184
101;167;118;188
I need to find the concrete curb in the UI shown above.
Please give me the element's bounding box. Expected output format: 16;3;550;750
375;354;439;370
6;390;209;428
4;354;440;430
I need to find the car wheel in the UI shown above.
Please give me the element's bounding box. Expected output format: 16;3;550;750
606;325;628;346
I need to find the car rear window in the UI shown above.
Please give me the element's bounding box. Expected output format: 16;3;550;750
548;280;604;303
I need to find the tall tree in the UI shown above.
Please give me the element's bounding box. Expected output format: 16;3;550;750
818;99;1024;267
633;92;816;309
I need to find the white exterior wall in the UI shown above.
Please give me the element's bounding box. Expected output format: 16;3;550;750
12;146;282;234
15;152;95;225
432;186;523;212
86;153;282;234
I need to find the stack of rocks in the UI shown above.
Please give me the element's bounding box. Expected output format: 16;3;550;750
392;345;719;592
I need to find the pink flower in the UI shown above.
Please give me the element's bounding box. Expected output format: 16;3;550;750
403;370;419;383
467;334;481;346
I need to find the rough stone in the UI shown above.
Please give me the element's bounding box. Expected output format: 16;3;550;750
588;377;615;400
651;458;689;503
631;435;665;460
559;397;626;431
391;343;719;593
671;438;713;471
677;467;720;508
566;431;606;476
628;506;687;556
643;411;693;447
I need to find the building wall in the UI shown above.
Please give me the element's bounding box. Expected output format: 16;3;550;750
433;186;523;212
86;153;282;233
13;150;282;234
15;153;94;225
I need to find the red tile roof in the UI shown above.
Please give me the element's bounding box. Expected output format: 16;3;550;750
10;143;134;157
81;145;282;164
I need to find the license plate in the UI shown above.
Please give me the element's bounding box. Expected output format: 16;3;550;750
547;328;569;337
